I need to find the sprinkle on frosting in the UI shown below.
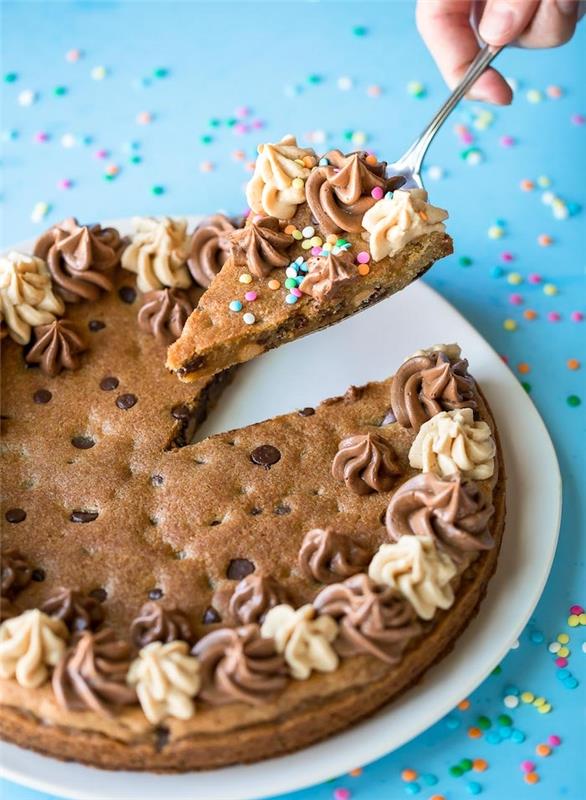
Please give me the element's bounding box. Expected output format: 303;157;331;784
188;213;242;288
314;573;421;664
245;135;317;219
34;217;124;303
231;217;293;278
52;628;136;716
24;319;87;377
299;249;356;302
406;342;462;362
260;604;338;680
390;350;477;432
386;473;495;564
121;216;192;292
0;609;68;688
137;288;194;345
362;189;448;262
0;252;64;345
409;408;496;480
332;432;400;495
40;588;105;633
1;550;32;599
127;640;201;724
130;601;194;648
368;537;457;620
227;574;288;625
298;528;371;583
193;624;287;705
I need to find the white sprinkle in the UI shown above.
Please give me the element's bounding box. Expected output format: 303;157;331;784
61;133;76;148
581;642;586;654
504;695;519;709
510;639;520;650
541;191;555;206
337;76;353;91
91;65;107;80
18;89;37;107
242;312;256;325
302;226;315;239
427;165;444;181
31;201;50;223
548;641;561;654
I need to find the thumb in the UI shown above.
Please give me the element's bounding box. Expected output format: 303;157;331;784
479;0;540;45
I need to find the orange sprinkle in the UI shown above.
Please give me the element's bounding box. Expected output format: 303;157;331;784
473;758;488;772
303;155;316;168
401;768;418;782
520;179;535;191
567;358;580;370
365;153;378;165
430;796;446;800
245;161;256;173
525;771;540;784
523;309;538;321
468;727;482;739
358;264;370;276
536;744;551;757
517;362;530;374
349;767;362;777
284;224;297;235
231;149;245;161
458;699;471;711
419;210;428;221
538;234;553;247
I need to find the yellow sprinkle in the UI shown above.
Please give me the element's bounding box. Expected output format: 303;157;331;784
533;697;545;707
268;279;280;291
557;633;570;644
558;646;570;657
503;319;517;332
310;236;323;247
521;691;534;704
291;177;304;190
239;273;252;284
567;615;579;627
488;225;504;239
537;703;552;714
507;272;523;285
294;158;305;167
292;230;303;241
301;240;312;250
579;613;586;625
326;234;338;244
543;283;558;296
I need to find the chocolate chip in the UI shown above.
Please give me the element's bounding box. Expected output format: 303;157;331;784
249;507;262;516
154;726;169;752
148;588;163;600
31;568;45;582
226;558;255;580
100;376;119;391
250;445;281;468
171;404;190;420
88;320;106;332
71;435;95;450
202;606;221;624
151;474;164;487
89;588;107;603
116;393;137;410
118;286;136;304
5;508;26;524
33;389;52;404
274;504;291;515
70;510;99;523
298;407;315;417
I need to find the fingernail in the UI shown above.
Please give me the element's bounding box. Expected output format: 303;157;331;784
481;2;514;39
557;0;577;16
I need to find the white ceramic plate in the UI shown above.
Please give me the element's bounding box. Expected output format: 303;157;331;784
0;221;561;800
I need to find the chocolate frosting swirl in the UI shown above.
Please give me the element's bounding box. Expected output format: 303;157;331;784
40;588;105;633
306;150;404;235
1;550;32;599
332;432;399;495
0;598;17;623
299;250;355;302
137;288;194;346
390;351;477;432
231;217;292;278
386;473;495;564
130;601;194;648
188;214;241;288
298;528;371;584
314;574;421;664
34;217;124;303
228;574;288;625
52;628;136;716
193;624;287;706
25;319;87;377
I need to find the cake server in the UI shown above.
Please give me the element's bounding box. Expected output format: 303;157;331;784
388;43;504;188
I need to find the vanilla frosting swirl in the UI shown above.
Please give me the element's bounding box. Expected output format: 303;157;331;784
298;528;371;583
188;213;241;288
127;640;201;724
193;624;287;705
24;319;87;377
246;135;317;219
121;217;192;292
0;252;64;345
362;189;448;262
137;288;194;346
299;250;355;302
231;217;292;278
314;573;421;663
261;604;338;680
332;432;399;495
368;537;457;620
0;609;68;688
409;408;496;480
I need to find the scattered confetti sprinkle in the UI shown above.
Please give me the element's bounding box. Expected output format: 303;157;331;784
90;65;108;80
17;89;37;107
150;185;165;196
407;81;426;99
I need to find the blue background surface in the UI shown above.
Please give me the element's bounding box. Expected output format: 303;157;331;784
1;1;585;799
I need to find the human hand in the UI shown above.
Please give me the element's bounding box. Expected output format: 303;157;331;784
416;0;583;104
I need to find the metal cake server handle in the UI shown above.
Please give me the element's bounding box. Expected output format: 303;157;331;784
388;44;505;188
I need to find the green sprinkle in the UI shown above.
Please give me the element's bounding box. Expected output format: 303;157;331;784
343;130;354;141
153;67;169;79
491;665;502;675
129;155;142;164
284;278;297;289
151;185;165;196
449;765;464;778
4;72;18;83
208;118;221;128
53;85;68;96
459;758;473;772
226;117;237;127
336;239;348;247
522;382;532;393
200;134;214;145
459;256;473;267
567;394;581;407
497;714;512;727
477;716;491;730
307;74;322;85
352;25;368;36
103;173;116;182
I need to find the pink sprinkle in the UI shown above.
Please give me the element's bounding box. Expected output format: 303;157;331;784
509;293;523;306
234;123;249;135
548;735;562;747
333;790;351;800
500;251;514;262
521;761;536;773
356;251;371;264
291;288;302;298
371;186;384;201
528;273;542;284
235;106;250;119
460;131;474;144
555;657;568;668
570;311;584;322
34;131;49;142
94;149;109;160
310;246;322;256
244;291;257;302
57;178;73;190
251;118;264;129
454;124;467;135
571;113;585;126
570;605;584;614
500;135;516;147
547;311;561;322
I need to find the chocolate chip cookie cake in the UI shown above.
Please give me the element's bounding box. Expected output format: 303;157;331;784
0;149;504;773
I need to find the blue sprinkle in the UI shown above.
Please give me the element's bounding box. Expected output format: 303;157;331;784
504;684;520;696
557;669;570;681
485;732;501;744
405;784;421;796
228;300;242;312
467;781;482;795
511;729;526;743
491;266;504;278
530;630;545;644
421;774;438;786
495;218;507;226
567;201;581;216
445;714;460;730
318;157;329;166
285;266;298;278
385;190;394;199
285;294;298;305
563;676;578;689
294;256;305;266
499;726;512;739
